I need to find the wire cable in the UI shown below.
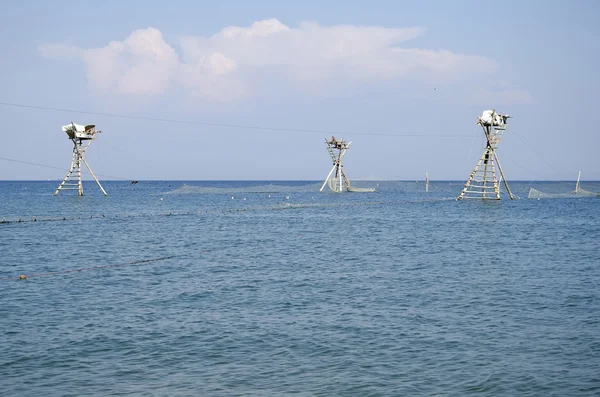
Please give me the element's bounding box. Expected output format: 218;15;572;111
0;256;175;281
512;130;576;179
0;156;130;180
0;101;474;139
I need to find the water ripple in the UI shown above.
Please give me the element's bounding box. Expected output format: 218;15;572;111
1;181;599;396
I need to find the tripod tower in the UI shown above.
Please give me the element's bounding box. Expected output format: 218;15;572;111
457;110;514;200
54;122;108;196
320;136;352;193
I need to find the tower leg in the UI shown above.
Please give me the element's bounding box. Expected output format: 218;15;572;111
81;156;108;196
492;151;514;199
54;150;77;196
77;155;83;196
341;170;351;190
482;147;490;199
320;164;337;192
458;153;484;200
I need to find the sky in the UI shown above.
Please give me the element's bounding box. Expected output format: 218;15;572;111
1;0;599;181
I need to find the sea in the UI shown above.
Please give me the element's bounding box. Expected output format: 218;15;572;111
1;180;599;396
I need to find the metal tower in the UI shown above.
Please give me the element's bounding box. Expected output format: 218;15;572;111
457;110;514;200
54;122;108;196
320;136;352;193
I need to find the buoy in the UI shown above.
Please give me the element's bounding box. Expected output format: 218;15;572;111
19;275;27;280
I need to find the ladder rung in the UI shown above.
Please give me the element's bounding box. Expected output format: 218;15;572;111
463;190;497;194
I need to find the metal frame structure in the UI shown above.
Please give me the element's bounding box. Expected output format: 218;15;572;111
54;122;108;196
457;110;514;200
320;136;352;193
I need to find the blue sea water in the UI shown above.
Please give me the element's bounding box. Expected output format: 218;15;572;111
1;180;599;396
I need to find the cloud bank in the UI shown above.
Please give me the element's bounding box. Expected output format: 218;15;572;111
40;18;513;102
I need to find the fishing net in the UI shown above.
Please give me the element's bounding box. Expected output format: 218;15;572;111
347;185;376;193
327;175;344;192
325;175;376;193
162;183;320;195
528;187;600;199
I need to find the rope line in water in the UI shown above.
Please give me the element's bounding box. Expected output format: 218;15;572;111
0;198;456;226
0;256;175;281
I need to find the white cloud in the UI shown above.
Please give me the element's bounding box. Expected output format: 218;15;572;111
179;52;245;101
40;28;178;95
221;18;290;38
39;19;525;102
83;28;179;95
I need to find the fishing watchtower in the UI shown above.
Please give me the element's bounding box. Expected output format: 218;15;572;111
457;110;514;200
54;122;108;196
320;136;352;193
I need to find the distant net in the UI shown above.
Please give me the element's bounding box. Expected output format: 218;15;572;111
161;183;321;195
528;187;600;199
347;185;376;193
324;175;376;193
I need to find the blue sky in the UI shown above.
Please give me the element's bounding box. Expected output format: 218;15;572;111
1;0;598;180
